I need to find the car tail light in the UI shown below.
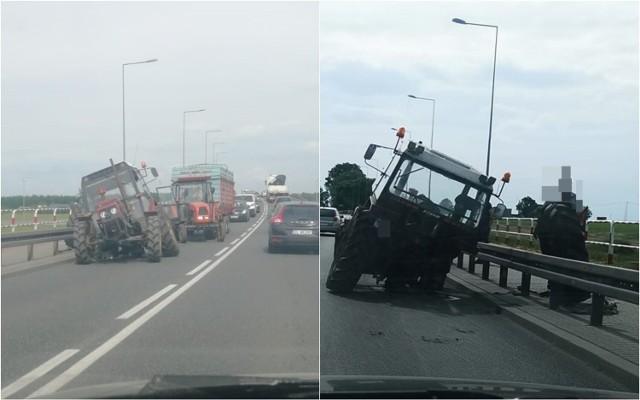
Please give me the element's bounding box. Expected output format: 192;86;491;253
271;208;285;225
333;215;339;222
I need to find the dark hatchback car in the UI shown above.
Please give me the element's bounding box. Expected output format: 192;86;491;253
230;200;250;222
268;201;319;253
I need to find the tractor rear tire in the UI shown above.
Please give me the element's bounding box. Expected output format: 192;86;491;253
73;221;92;265
326;208;375;293
161;218;180;257
145;216;162;263
226;216;231;234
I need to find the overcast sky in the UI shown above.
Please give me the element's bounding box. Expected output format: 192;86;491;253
320;1;639;221
2;1;638;220
2;1;319;196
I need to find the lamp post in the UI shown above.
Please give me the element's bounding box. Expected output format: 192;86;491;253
408;94;436;196
205;130;222;163
122;58;157;162
211;142;225;164
21;179;28;213
215;151;226;163
452;17;498;176
183;109;206;167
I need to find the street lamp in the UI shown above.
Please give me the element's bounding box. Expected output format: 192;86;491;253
122;58;157;162
215;151;226;163
408;94;436;196
183;109;206;167
453;17;498;176
21;179;28;212
204;130;222;163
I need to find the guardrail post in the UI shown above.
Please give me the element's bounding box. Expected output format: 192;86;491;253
516;219;521;245
529;218;534;247
33;209;39;231
607;221;614;265
27;244;34;261
53;240;59;256
499;266;508;287
11;209;17;233
590;293;604;326
468;253;476;274
520;272;531;297
481;260;490;280
457;252;464;269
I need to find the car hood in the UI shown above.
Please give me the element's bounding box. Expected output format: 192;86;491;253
320;375;637;399
35;374;636;399
35;373;318;399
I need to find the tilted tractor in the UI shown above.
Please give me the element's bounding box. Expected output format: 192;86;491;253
71;159;180;264
326;127;509;293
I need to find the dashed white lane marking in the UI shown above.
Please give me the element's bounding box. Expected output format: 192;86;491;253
2;349;79;398
240;232;247;238
116;284;177;320
28;213;267;398
214;247;229;257
186;260;212;276
230;238;239;245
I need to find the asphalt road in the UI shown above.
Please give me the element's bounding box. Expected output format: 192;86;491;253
319;234;631;393
1;201;319;398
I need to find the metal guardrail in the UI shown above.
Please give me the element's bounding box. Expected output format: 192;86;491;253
1;229;73;261
458;243;639;326
493;218;639;265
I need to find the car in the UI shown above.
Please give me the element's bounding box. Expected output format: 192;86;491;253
230;200;250;222
338;209;354;224
320;207;341;234
235;194;257;217
271;196;293;213
268;201;319;253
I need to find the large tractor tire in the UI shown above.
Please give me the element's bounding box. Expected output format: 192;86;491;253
534;202;590;307
326;208;375;293
226;216;231;234
145;216;162;263
160;218;180;257
73;221;93;265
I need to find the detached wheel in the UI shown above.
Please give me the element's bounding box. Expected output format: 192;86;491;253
73;221;93;265
178;223;188;243
160;218;180;257
145;216;162;263
216;221;226;242
326;208;375;293
535;202;590;307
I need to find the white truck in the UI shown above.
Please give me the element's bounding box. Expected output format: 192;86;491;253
266;174;289;203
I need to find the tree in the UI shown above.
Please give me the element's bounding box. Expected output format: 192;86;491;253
325;163;373;210
516;196;540;218
319;187;329;207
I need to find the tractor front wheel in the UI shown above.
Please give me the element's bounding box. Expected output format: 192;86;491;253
161;218;180;257
73;221;93;265
145;216;162;263
326;208;375;293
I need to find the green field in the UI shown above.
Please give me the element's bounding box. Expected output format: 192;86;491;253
1;210;70;234
492;219;639;269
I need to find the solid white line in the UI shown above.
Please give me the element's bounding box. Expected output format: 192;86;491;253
28;214;267;398
214;247;229;257
116;284;177;320
2;349;79;398
186;260;212;276
230;238;239;245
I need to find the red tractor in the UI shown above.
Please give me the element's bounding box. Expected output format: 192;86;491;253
171;176;228;241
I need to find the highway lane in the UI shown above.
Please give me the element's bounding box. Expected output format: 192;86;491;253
319;234;631;392
2;201;319;398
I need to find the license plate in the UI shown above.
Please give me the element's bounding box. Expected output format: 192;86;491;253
292;230;313;235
